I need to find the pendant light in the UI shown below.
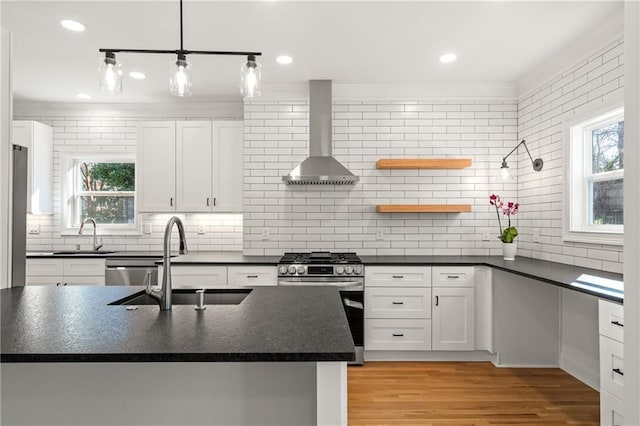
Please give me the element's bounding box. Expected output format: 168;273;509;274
98;51;122;94
98;0;261;98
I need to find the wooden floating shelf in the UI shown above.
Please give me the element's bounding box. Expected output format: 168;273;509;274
376;204;472;213
376;158;472;170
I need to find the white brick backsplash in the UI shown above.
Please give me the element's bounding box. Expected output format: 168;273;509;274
516;38;624;273
20;112;243;253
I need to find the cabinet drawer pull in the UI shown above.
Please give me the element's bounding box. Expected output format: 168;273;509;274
206;198;211;206
170;197;174;207
613;368;624;376
392;275;404;279
435;295;439;306
56;282;61;286
247;275;258;278
447;275;460;279
611;320;624;327
392;333;404;337
392;301;404;305
213;198;217;207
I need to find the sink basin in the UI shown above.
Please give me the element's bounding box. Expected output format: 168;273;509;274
109;289;252;306
53;250;117;255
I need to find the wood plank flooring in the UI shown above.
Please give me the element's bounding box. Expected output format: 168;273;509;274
348;362;599;425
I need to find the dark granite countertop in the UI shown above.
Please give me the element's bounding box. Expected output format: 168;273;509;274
361;255;623;304
0;286;355;363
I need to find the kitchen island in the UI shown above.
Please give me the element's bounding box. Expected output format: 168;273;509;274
1;286;354;425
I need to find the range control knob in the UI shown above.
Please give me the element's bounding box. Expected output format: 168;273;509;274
336;266;345;275
297;266;306;275
354;266;363;275
345;266;354;275
279;266;288;275
288;265;297;275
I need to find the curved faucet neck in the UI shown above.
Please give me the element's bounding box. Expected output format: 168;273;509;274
153;216;189;310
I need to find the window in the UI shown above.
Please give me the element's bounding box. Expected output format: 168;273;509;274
61;152;138;234
565;103;624;245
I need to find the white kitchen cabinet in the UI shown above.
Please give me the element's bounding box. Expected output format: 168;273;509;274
365;319;431;351
227;266;277;287
599;299;624;419
176;121;213;212
431;267;475;351
26;258;105;286
365;287;431;319
161;265;228;289
137;120;243;213
365;266;431;287
12;120;53;214
432;287;475;351
137;121;176;212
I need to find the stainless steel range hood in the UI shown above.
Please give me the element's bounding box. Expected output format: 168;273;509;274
282;80;359;185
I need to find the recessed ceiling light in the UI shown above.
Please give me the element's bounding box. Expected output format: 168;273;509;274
129;71;147;80
61;20;86;32
439;53;457;64
76;93;91;100
276;55;293;65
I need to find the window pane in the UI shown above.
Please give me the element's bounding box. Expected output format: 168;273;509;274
589;178;623;225
79;196;135;224
79;162;135;192
591;120;624;174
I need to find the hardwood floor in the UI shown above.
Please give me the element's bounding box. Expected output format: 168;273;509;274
348;362;599;425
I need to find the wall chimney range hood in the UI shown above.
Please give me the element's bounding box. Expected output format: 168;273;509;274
282;80;359;185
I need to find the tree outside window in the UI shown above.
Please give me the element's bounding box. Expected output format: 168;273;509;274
589;120;624;226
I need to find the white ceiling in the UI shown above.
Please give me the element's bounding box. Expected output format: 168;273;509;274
1;1;624;103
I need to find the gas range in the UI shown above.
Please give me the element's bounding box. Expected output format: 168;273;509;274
277;252;363;277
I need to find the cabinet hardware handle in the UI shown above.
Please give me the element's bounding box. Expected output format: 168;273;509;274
611;320;624;327
56;282;61;286
435;295;439;306
447;275;460;279
613;368;624;376
63;283;68;286
392;275;404;279
206;198;211;206
213;198;217;207
392;333;404;337
247;275;258;278
392;301;404;305
170;197;174;207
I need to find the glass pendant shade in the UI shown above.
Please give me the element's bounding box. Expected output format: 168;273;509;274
240;56;261;98
169;56;192;97
495;161;516;183
98;54;122;94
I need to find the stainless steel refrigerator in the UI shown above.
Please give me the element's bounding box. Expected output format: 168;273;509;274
11;144;27;287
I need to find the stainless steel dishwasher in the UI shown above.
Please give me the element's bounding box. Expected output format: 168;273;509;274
105;258;160;286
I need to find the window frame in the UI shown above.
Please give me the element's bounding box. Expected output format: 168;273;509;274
60;151;140;236
563;99;624;246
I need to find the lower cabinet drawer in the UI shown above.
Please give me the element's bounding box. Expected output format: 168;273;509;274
228;266;277;287
365;319;431;351
365;287;431;319
599;299;624;343
165;266;228;288
600;390;624;426
600;335;624;400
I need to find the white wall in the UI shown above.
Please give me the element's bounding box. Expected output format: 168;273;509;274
15;105;244;253
517;38;624;273
623;1;640;423
0;27;12;289
243;98;518;256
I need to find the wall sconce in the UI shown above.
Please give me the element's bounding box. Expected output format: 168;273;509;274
497;139;543;182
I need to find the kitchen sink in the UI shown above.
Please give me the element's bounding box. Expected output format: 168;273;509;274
53;250;117;255
109;289;252;306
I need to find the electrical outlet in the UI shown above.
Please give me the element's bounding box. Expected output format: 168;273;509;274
143;223;152;234
261;228;270;240
482;228;490;241
28;224;40;234
198;224;206;235
533;228;541;243
376;229;384;241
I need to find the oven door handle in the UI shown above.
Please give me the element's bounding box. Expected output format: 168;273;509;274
278;280;363;289
342;298;364;310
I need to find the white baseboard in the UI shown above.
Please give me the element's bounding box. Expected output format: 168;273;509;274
560;353;600;391
364;350;496;362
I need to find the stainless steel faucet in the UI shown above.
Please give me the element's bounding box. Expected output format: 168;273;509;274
146;216;188;310
78;217;103;252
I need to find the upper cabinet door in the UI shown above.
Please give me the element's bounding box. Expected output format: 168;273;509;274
176;121;213;212
212;121;243;212
137;121;176;212
12;120;53;214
